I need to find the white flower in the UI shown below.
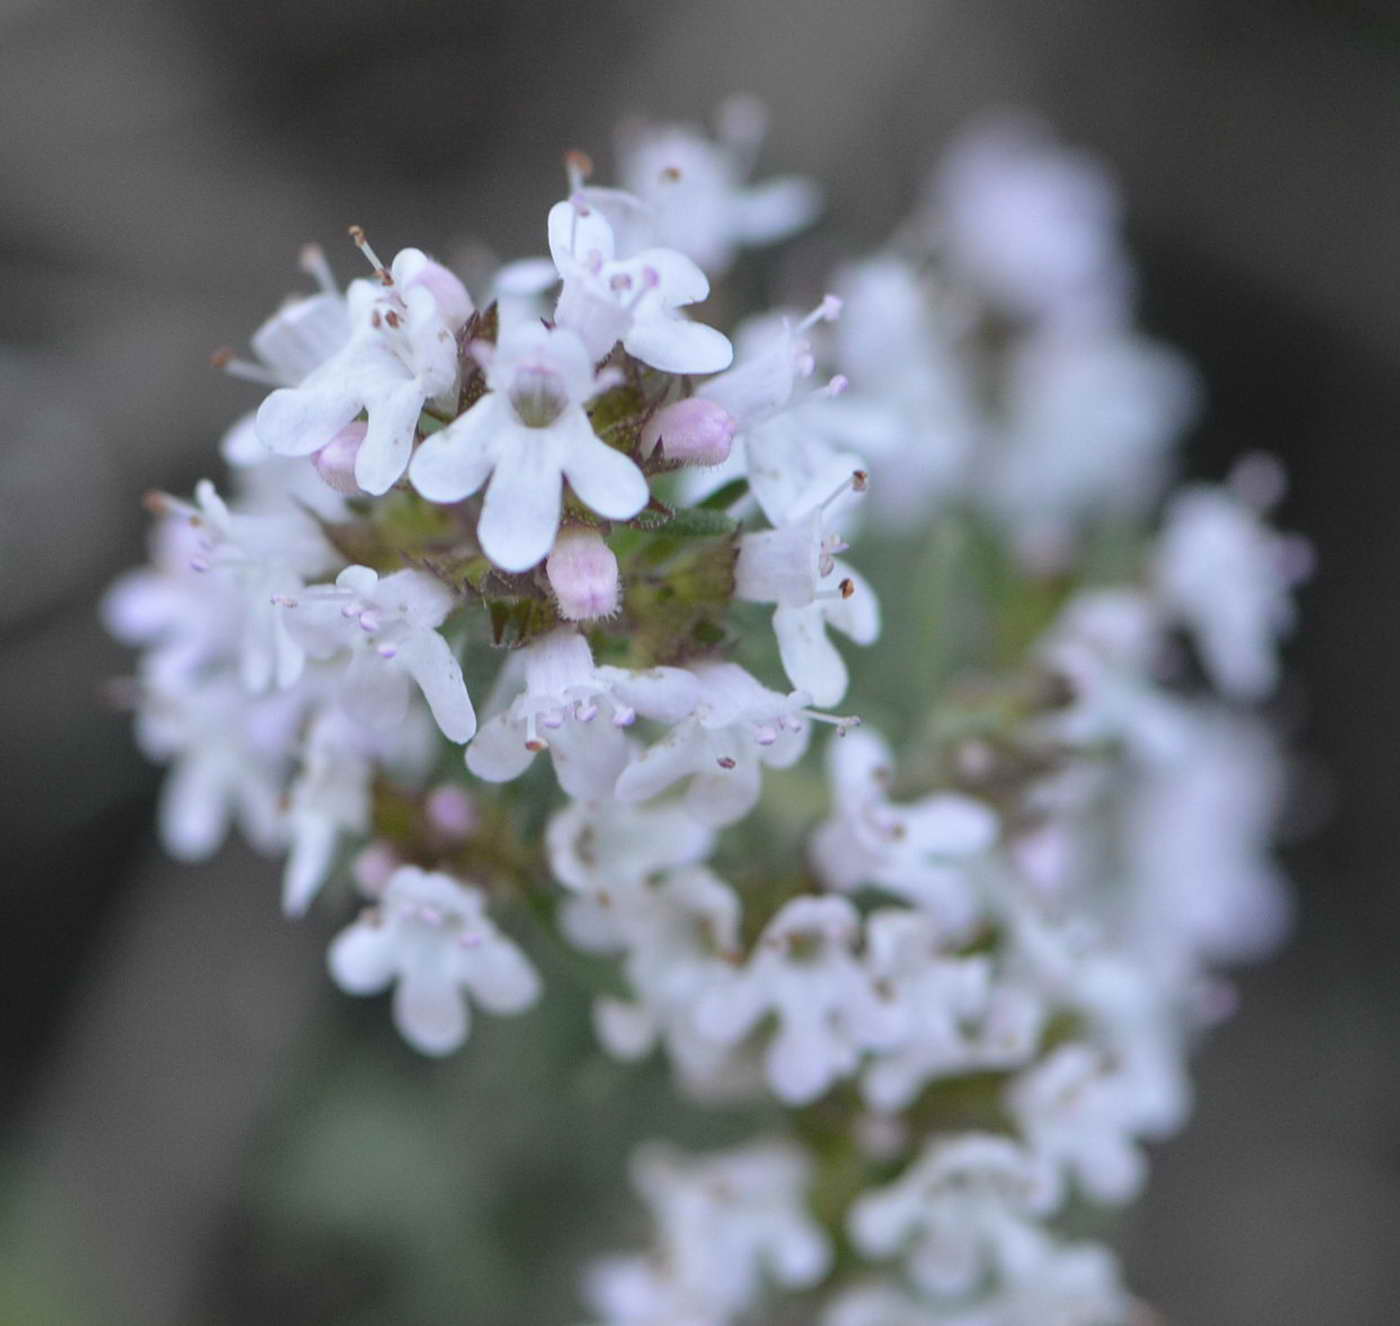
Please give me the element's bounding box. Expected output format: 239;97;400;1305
940;1239;1131;1326
860;909;1044;1112
1004;1043;1148;1205
586;1139;830;1324
809;728;998;932
614;660;820;827
1153;461;1308;700
734;466;880;705
466;628;697;800
931;114;1129;327
546;195;733;372
694;895;883;1104
256;246;467;496
279;564;475;743
328;866;540;1055
409;319;648;571
615;95;821;274
133;674;304;863
546;796;715;952
848;1133;1060;1298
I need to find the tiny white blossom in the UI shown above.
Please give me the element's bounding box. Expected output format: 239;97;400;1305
279;564;475;743
614;660;819;827
256;246;468;495
409;319;648;571
329;866;540;1055
467;628;697;800
694;894;883;1104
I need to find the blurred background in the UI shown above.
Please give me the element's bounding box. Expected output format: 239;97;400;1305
1;0;1397;1321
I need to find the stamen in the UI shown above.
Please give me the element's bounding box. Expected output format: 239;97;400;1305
752;724;778;746
800;709;862;736
348;225;393;285
818;469;868;514
611;704;636;728
298;242;338;295
715;756;737;770
796;294;843;334
209;347;280;387
524;710;547;752
659;165;682;183
564;149;594;194
817;373;849;399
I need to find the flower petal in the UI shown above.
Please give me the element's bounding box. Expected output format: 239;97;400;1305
773;602;848;707
614;722;707;804
397;628;476;743
459;937;541;1014
624;315;733;375
393;968;469;1055
355;378;425;496
465;715;536;783
256;380;361;457
477;433;563;571
327;922;396;995
558;414;650;520
408;396;501;502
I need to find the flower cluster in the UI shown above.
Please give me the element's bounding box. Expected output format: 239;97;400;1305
106;108;1307;1322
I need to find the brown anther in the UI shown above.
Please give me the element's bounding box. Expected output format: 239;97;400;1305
384;309;401;329
141;490;169;515
716;756;737;770
839;577;856;599
370;309;383;328
660;166;682;182
851;469;869;491
209;346;235;369
565;149;594;180
525;738;548;753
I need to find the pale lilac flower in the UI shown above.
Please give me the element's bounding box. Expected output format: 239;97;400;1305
1153;460;1309;700
256;246;467;495
546;526;621;621
809;728;998;932
614;660;824;827
546;195;733;372
639;397;737;466
694;895;883;1104
585;1140;830;1324
615;95;822;274
848;1133;1060;1298
329;866;540;1055
734;467;880;705
466;628;697;800
279;564;476;743
409;319;648;571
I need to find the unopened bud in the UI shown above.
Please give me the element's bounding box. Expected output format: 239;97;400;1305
640;398;737;467
312;422;368;495
352;840;400;896
546;528;620;621
425;784;478;841
402;256;473;330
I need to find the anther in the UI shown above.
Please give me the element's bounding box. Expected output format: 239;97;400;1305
716;756;737;770
210;345;279;387
564;149;594;192
796;294;843;334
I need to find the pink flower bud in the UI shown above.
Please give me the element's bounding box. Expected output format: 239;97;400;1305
640;398;737;466
312;421;368;495
425;784;478;841
352;840;400;896
403;258;473;330
546;528;620;621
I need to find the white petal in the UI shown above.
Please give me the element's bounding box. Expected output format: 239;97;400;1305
494;256;560;296
824;562;881;646
694;972;765;1045
626;248;711;305
339;649;411;730
159;753;231;861
734;177;823;245
773;602;848;707
398;629;476;743
904;794;999;856
355;379;425;496
624;315;733;375
477;434;563;572
393;969;469;1055
327;922;397;994
282;815;337;916
256;381;361;457
768;1020;840;1104
459;938;541;1014
408;397;501;502
547;720;633;801
600;666;700;724
465;715;536;783
559;419;650;520
594;996;658;1061
548;199;615;267
686;762;762;826
614;723;707;803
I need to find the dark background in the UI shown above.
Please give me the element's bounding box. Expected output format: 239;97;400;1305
1;1;1397;1322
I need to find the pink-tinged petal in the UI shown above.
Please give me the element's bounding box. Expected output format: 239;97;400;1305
494;257;561;296
459;939;541;1014
548;199;616;268
626;247;711;305
559;420;650;520
408;398;501;502
613;724;707;803
623;316;733;375
477;435;563;572
397;629;476;743
393;968;469;1055
465;715;536;784
256;381;362;457
283;815;338;917
773;602;848;708
355;379;424;496
159;752;231;861
327;922;397;994
734;177;823;245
